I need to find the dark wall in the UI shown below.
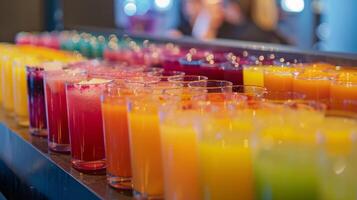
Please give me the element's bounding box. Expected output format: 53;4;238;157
0;0;44;42
63;0;115;29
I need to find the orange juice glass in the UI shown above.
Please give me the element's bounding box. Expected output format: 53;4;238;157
293;69;332;103
101;83;145;189
330;72;357;113
127;85;182;199
264;66;295;93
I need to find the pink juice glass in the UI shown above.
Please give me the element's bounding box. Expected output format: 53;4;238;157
66;78;113;172
44;69;87;153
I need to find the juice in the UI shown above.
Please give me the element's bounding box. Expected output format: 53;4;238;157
199;142;254;200
44;69;86;152
318;117;357;200
102;95;132;189
197;115;255;200
127;102;164;198
66;79;111;172
160;113;201;200
254;147;318;200
330;72;357;112
27;66;47;136
254;108;321;200
293;69;331;102
2;54;15;113
264;66;294;92
243;65;264;86
13;57;38;126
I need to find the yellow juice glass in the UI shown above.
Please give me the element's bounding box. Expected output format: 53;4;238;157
1;53;16;113
13;56;40;126
243;65;264;86
159;109;201;200
197;109;255;200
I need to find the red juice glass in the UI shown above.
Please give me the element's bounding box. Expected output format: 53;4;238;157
222;62;244;85
66;78;113;172
44;69;87;153
27;66;48;136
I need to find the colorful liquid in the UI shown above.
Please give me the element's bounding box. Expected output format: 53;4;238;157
102;98;132;189
243;66;264;86
44;70;86;152
66;80;109;172
128;106;164;198
27;66;47;136
12;57;30;126
160;115;201;200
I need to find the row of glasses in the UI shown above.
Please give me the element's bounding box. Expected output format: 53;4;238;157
0;44;82;131
159;93;357;200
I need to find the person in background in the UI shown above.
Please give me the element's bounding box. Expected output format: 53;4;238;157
172;0;288;44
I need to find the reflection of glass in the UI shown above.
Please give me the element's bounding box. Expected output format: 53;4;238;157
44;69;87;152
66;78;112;172
27;66;48;136
127;86;182;199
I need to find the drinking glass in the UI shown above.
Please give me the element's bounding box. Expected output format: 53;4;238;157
27;65;48;136
330;72;357;113
188;80;233;103
44;68;87;152
317;115;357;200
127;85;182;199
101;83;146;189
13;56;40;126
159;105;202;200
243;65;265;87
195;104;256;200
253;101;326;200
1;54;15;114
66;78;112;172
293;69;332;103
264;66;296;92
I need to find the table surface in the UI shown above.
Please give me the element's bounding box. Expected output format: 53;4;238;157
0;111;133;200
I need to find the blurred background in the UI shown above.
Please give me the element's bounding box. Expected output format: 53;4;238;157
0;0;356;54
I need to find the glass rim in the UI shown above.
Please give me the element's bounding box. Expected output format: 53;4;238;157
168;75;209;83
67;78;114;87
188;80;233;89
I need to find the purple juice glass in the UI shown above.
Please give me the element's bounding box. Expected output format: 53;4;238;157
66;78;113;173
27;66;48;136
